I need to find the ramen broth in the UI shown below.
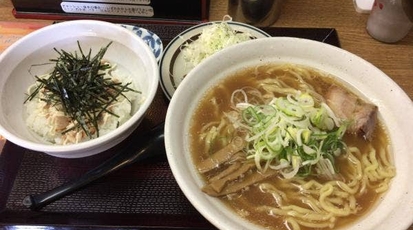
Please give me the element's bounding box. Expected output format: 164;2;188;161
189;63;395;230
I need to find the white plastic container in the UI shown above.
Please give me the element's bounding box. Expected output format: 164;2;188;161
366;0;413;43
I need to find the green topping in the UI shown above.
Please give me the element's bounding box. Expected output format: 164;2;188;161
230;92;347;179
24;41;139;139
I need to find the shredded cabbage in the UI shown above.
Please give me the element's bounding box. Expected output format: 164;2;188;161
227;91;348;179
181;20;252;69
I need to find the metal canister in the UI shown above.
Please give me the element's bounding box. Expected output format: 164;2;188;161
228;0;283;27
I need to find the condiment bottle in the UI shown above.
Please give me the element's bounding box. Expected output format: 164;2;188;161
366;0;413;43
228;0;283;27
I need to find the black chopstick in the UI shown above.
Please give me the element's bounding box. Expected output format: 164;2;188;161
23;122;165;211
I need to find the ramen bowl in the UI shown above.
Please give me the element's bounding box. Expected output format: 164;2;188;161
165;37;413;230
0;20;159;158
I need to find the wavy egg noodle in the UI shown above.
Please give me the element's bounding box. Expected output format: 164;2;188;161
190;63;395;230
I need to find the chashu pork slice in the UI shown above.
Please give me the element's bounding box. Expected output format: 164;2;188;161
325;85;378;140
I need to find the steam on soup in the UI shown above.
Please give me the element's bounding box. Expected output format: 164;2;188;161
189;63;395;230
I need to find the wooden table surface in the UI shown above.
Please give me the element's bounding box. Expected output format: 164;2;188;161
1;0;411;98
208;0;413;101
0;0;412;229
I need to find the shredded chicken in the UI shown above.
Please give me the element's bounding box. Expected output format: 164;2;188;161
25;66;139;145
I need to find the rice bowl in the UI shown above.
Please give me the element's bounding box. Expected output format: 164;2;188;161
0;20;159;158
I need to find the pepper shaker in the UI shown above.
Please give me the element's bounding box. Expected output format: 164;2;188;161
366;0;413;43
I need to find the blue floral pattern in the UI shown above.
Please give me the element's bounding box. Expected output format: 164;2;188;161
120;24;163;62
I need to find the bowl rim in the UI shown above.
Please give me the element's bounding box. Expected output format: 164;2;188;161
165;37;413;230
0;20;159;156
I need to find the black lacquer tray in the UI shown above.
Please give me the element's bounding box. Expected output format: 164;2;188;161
0;24;340;229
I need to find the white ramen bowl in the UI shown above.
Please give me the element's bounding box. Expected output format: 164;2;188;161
165;37;413;230
0;20;159;158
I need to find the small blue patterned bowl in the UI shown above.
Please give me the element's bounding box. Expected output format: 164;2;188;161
120;24;163;62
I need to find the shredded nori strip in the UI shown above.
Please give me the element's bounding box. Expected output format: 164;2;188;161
24;41;139;139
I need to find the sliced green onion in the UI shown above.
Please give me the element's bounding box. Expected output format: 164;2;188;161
234;92;347;179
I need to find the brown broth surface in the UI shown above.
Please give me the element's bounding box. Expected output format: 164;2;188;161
189;64;393;230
